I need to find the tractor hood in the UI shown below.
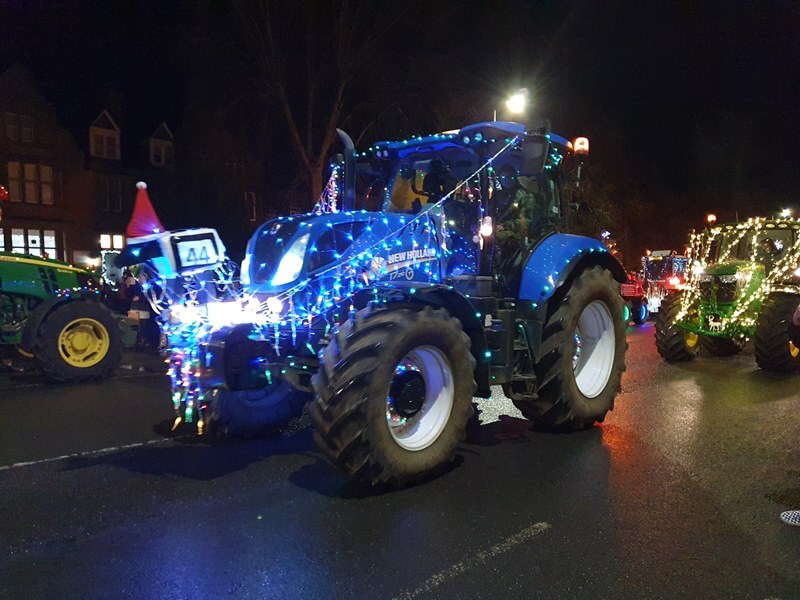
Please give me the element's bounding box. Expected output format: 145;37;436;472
241;210;444;296
703;260;756;277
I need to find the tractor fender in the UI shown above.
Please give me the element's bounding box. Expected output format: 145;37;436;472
518;233;626;303
20;293;102;353
366;284;491;395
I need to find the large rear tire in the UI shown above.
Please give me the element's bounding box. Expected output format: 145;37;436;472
310;304;475;486
32;300;122;383
209;383;310;436
515;266;626;430
754;293;800;373
655;294;699;361
700;335;744;356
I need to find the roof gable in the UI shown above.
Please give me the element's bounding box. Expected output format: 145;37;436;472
91;110;120;132
150;122;173;142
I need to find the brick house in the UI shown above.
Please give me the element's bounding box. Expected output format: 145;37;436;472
0;66;86;261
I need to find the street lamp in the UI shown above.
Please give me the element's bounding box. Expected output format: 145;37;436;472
505;89;529;114
494;88;529;121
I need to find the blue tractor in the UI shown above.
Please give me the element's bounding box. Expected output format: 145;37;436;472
194;120;628;484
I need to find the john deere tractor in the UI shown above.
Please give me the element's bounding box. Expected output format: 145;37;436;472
123;120;628;485
0;252;121;381
656;218;800;371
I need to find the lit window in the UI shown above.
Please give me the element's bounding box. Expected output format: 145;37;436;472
5;112;19;141
11;228;24;253
100;234;112;250
112;234;124;250
27;229;41;256
43;230;56;258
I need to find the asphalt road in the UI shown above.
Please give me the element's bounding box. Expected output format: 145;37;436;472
1;325;799;599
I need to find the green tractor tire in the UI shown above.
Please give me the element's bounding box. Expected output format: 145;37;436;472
32;300;122;383
754;293;800;373
655;295;699;361
700;335;744;356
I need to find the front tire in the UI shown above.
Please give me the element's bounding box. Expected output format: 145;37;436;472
700;335;744;356
209;383;310;436
516;266;626;430
655;294;699;361
754;293;800;372
32;300;122;382
310;305;475;486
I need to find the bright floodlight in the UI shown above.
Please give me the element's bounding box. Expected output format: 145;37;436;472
781;208;792;218
505;90;528;114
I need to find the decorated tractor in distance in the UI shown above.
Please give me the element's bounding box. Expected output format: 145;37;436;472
656;218;800;370
0;252;121;381
620;272;648;325
642;250;688;314
120;120;628;486
620;250;689;325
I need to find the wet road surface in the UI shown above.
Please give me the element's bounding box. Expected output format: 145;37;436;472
1;324;799;599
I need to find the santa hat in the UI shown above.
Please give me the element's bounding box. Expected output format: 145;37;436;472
125;181;165;239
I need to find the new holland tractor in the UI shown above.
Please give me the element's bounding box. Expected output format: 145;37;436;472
0;252;121;381
122;120;628;485
656;218;800;370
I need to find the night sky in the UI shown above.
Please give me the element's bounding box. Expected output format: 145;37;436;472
1;0;798;262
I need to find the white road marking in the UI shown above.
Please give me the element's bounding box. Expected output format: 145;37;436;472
393;521;551;600
0;437;182;472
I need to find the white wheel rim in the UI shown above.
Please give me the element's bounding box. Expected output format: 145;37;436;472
386;345;454;451
572;300;616;398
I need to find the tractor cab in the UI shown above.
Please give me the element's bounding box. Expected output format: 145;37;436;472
347;121;580;289
241;121;584;303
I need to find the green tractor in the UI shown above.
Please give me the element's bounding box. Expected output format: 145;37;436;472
0;251;122;381
655;218;800;371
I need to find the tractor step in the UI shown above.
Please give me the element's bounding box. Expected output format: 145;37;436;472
512;374;537;383
509;393;538;403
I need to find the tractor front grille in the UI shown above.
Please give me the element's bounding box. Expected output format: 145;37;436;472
716;281;737;303
699;279;712;301
698;276;738;303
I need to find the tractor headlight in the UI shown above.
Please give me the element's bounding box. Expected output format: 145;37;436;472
265;296;283;314
718;274;737;283
271;233;310;286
